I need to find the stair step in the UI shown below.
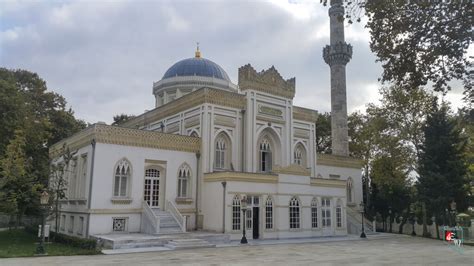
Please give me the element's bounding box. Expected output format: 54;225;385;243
164;239;215;250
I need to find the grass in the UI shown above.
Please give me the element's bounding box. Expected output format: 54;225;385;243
0;229;101;258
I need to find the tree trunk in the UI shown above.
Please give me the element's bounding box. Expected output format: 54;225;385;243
422;202;428;237
435;220;440;239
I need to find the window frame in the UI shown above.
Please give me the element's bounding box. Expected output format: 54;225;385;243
311;198;318;229
113;158;131;198
289;196;300;229
232;195;241;231
265;196;273;230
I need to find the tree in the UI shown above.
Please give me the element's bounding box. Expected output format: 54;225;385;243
0;130;42;228
316;112;332;154
321;0;473;97
0;68;86;186
112;114;135;126
417;102;469;239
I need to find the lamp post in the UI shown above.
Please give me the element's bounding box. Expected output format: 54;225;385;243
36;190;50;255
450;201;457;227
240;196;248;244
359;201;366;238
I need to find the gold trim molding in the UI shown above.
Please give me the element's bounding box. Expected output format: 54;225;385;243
310;178;346;188
50;124;201;158
273;164;310;176
317;153;363;169
204;171;278;183
238;64;295;99
293;106;318;122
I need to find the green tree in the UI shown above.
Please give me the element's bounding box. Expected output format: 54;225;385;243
316;112;332;154
112;114;135;126
321;0;473;97
0;130;42;228
417;102;469;239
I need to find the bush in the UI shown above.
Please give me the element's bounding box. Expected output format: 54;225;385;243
50;231;97;250
24;225;97;250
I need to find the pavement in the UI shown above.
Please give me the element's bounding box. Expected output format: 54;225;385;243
1;234;473;265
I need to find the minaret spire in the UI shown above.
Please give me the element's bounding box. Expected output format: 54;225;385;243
195;42;201;58
323;0;352;156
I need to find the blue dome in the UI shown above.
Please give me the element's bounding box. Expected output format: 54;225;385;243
162;57;230;82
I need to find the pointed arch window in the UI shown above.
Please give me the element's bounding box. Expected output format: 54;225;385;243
214;134;229;170
311;197;318;228
289;196;300;229
346;178;353;203
265;197;273;229
259;139;272;172
177;164;191;198
293;143;307;166
114;159;131;197
232;195;241;230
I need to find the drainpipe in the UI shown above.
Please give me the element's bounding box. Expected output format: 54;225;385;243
85;139;96;238
241;110;245;171
195;152;201;230
221;181;227;233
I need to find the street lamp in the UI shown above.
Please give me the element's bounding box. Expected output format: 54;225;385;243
450;201;457;227
240;196;248;244
36;190;50;255
359;201;366;238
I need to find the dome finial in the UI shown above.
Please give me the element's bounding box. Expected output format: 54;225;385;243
195;42;201;58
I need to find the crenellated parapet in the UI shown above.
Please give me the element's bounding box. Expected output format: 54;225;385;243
238;64;296;99
323;42;353;66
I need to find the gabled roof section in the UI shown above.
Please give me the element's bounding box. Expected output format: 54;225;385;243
238;64;296;99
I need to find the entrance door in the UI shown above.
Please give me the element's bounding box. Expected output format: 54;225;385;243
252;207;259;239
144;168;160;207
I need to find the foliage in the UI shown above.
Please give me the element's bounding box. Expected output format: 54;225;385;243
0;68;86;189
0;130;42;227
0;229;100;258
316;112;332;154
112;113;135;125
321;0;473;98
49;231;97;250
417;102;470;219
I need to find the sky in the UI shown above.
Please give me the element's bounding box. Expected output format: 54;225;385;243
0;0;467;124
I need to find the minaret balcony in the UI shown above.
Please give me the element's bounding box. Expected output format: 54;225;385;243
323;42;353;66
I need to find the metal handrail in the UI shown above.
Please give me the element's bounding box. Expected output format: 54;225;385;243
166;200;187;232
346;206;373;232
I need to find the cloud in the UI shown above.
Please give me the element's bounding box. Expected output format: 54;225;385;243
0;0;464;124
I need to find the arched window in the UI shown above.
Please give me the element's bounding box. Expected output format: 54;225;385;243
336;200;343;228
259;139;272;172
346;178;353;203
214;133;231;170
190;130;199;138
311;197;318;228
177;164;191;198
289;197;300;229
322;198;331;227
114;159;131;197
232;195;241;230
293;144;306;166
265;197;273;229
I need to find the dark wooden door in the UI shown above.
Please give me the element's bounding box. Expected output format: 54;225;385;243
252;207;259;239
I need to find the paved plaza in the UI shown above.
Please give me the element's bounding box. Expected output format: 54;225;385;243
1;234;472;265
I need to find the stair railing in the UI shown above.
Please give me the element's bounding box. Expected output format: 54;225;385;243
166;200;187;232
346;206;373;232
142;201;160;234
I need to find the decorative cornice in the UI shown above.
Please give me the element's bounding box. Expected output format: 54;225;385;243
204;171;278;183
293;106;318;122
310;177;346;188
111;198;133;205
122;87;246;128
49;124;201;158
317;153;363;169
238;64;295;99
273;164;311;176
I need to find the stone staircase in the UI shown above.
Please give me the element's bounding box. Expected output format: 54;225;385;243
152;208;182;234
346;206;376;235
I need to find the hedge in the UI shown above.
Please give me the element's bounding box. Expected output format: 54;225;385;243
25;225;97;250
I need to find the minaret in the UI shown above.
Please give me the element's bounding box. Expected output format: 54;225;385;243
323;0;352;156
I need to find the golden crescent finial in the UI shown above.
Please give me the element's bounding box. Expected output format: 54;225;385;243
195;42;201;58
